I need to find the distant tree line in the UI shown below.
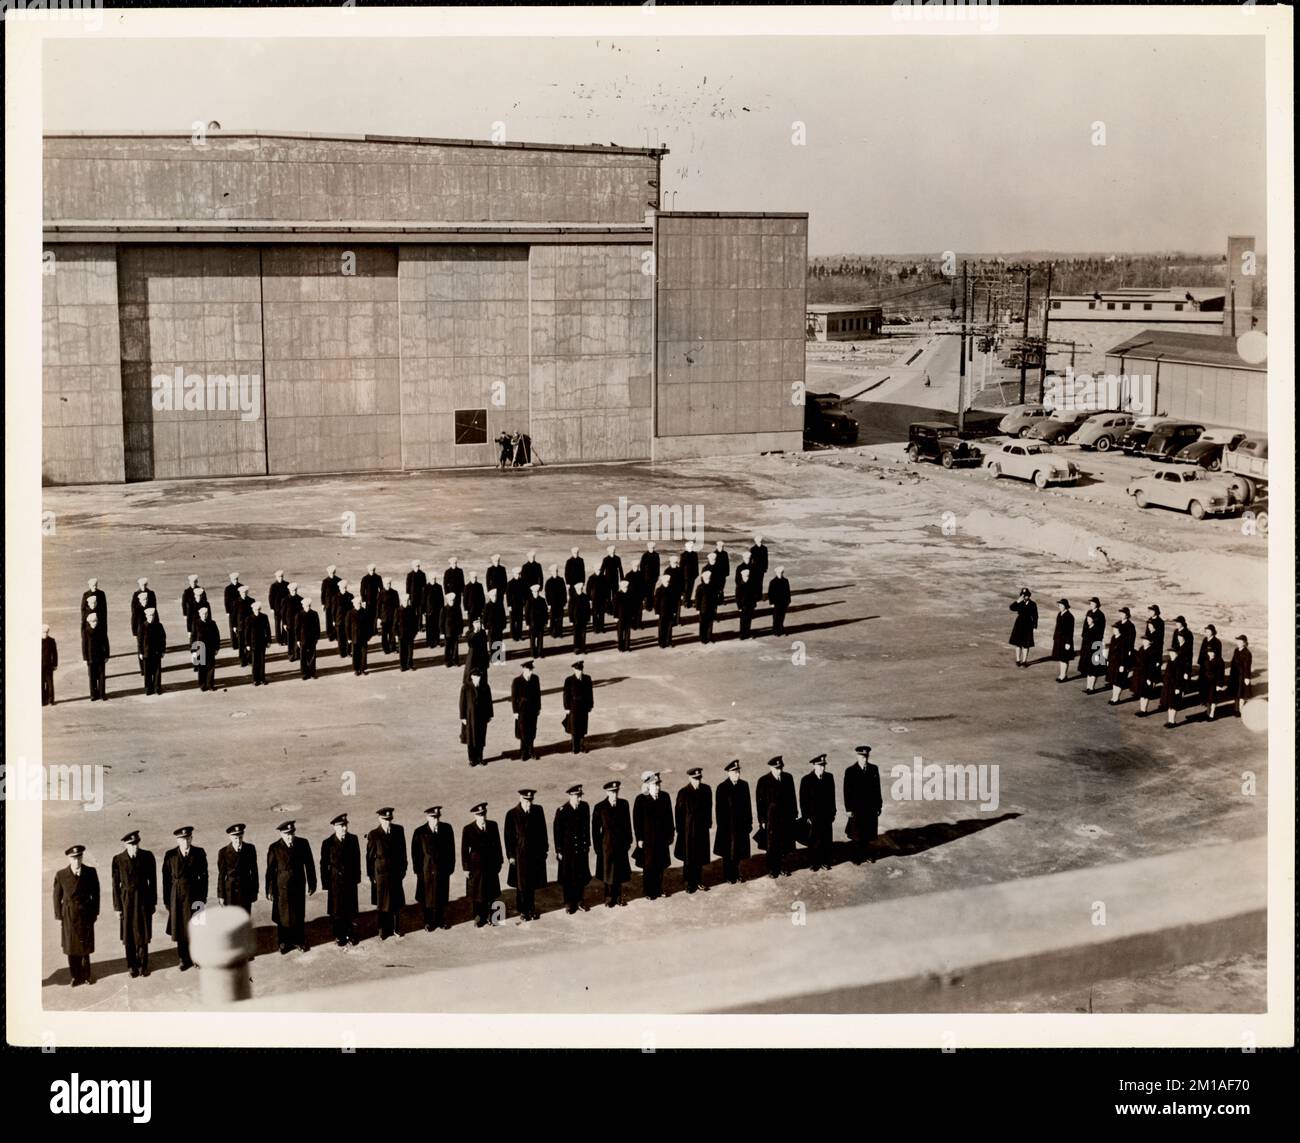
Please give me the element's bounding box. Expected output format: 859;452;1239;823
807;254;1267;313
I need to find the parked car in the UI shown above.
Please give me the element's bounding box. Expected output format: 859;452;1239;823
1119;415;1169;455
1027;409;1093;444
906;422;982;468
804;392;859;445
986;441;1080;487
1126;468;1236;519
997;404;1052;438
1143;420;1206;461
1068;411;1135;452
1173;427;1247;471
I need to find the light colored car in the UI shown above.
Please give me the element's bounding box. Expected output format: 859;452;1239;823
1125;468;1236;519
1068;411;1135;452
997;404;1052;438
986;441;1080;488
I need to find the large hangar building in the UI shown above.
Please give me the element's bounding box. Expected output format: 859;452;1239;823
42;131;808;484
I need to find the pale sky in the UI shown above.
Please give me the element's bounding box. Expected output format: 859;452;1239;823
43;34;1267;256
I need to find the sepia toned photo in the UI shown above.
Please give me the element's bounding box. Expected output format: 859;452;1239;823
5;4;1293;1066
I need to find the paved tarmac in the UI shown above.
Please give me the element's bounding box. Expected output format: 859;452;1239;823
36;448;1268;1011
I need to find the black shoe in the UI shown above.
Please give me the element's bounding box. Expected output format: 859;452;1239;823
605;899;616;909
348;936;359;946
180;961;193;971
336;938;347;947
279;946;289;955
566;905;577;915
768;871;779;880
617;899;627;907
425;924;436;932
130;968;140;978
1107;700;1119;706
298;945;309;953
700;883;710;892
475;917;487;928
686;885;697;894
781;870;792;878
141;966;150;977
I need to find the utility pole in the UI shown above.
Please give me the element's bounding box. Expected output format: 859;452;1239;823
967;275;975;364
1018;268;1031;406
1037;261;1053;404
958;260;968;434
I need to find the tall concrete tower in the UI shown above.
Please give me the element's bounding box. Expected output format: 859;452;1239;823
1224;235;1256;336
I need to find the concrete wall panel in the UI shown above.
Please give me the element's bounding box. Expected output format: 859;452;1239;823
262;245;401;473
655;214;807;441
399;246;530;470
116;245;266;481
42;246;125;484
46;135;658;226
528;244;653;463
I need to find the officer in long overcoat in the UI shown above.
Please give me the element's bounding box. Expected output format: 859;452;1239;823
562;661;594;753
799;754;838;871
265;821;316;953
511;660;542;760
505;789;549;922
592;780;633;907
553;785;592;913
755;757;798;878
162;826;208;970
673;768;713;892
460;671;494;766
216;823;259;912
320;813;361;946
366;808;407;939
844;745;884;862
112;830;156;976
411;807;456;931
713;760;753;883
633;772;675;900
462;803;504;927
54;844;100;986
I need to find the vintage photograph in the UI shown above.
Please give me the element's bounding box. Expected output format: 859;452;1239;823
6;4;1293;1056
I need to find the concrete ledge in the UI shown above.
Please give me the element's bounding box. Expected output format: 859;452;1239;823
652;431;804;461
246;837;1266;1014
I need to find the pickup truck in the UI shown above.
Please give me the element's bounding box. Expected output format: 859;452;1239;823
1221;436;1268;505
